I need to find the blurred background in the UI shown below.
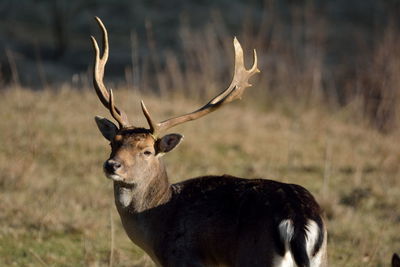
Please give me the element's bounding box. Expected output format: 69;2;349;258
2;0;400;131
0;0;399;266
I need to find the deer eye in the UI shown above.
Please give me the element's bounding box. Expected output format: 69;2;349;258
143;150;152;156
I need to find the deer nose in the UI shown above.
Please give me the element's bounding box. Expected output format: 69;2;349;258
104;159;122;173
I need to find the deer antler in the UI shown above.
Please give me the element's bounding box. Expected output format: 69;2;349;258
91;16;130;129
91;17;259;134
141;37;260;137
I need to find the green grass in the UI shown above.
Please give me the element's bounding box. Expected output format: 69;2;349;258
0;88;399;266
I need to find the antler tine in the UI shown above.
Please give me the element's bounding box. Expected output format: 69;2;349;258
141;100;157;134
144;37;260;137
109;89;125;129
91;16;130;128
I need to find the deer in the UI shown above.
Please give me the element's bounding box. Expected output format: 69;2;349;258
90;17;327;267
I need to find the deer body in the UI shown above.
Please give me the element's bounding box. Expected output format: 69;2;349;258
91;17;327;267
113;174;327;266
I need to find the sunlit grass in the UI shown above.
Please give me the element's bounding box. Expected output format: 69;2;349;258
0;87;399;266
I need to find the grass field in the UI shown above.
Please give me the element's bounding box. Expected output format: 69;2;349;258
0;86;399;266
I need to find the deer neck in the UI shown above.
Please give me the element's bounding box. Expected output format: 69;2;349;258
112;162;171;263
113;161;172;213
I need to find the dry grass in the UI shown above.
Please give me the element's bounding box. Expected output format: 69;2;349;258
0;87;399;266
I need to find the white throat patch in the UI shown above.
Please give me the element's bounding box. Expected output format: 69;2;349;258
118;186;134;208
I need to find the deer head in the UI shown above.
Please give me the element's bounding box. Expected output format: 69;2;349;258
91;17;259;185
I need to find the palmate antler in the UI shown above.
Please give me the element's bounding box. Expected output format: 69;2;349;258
91;17;260;136
141;37;260;137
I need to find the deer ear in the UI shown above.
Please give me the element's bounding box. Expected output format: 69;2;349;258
95;116;118;141
156;134;183;155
